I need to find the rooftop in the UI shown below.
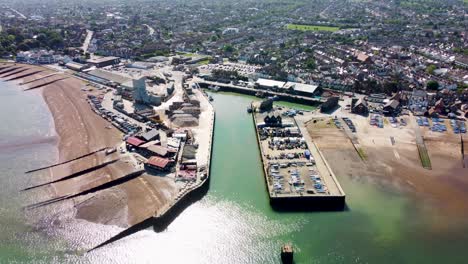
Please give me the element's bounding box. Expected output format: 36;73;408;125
256;78;286;88
126;136;145;147
147;156;171;168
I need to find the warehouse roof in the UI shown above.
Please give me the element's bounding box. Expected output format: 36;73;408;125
284;82;319;94
146;156;170;169
256;78;286;88
126;137;145;147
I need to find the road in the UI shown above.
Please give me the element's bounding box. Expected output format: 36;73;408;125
81;30;94;53
8;7;26;19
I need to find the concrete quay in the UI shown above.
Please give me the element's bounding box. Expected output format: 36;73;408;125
196;79;325;105
252;104;345;210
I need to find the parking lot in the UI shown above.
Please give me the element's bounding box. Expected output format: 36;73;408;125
256;112;334;196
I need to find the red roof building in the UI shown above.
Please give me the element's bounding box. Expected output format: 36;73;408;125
126;137;145;147
145;156;173;171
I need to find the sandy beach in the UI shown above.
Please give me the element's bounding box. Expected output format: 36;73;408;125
1;63;177;237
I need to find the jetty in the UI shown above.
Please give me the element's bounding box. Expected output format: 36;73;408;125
252;103;345;210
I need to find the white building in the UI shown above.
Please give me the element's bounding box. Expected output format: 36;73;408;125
122;77;161;106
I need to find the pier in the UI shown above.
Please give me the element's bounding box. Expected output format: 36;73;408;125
252;104;345;210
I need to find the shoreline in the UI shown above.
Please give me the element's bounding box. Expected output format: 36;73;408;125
0;62;216;250
1;63;132;224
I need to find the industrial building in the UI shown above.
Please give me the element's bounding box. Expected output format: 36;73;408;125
86;56;120;68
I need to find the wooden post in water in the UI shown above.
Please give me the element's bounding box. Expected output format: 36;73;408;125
281;244;294;264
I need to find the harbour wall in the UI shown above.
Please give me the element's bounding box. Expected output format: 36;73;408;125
251;103;345;211
153;90;216;226
198;81;323;106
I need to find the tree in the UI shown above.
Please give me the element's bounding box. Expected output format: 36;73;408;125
222;44;234;53
259;99;273;112
383;81;398;95
305;57;316;70
426;80;439;91
426;64;436;75
17;42;30;51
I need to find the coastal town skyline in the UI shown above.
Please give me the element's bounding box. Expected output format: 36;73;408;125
0;0;467;263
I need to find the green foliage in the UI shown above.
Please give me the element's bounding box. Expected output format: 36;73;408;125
222;44;235;53
417;144;432;169
259;99;274;112
426;64;436;75
286;24;339;32
0;28;64;55
426;80;439;91
211;69;247;81
305;57;316;70
453;47;468;56
210;35;218;42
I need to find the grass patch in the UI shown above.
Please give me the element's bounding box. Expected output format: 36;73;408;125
417;144;432;169
356;147;368;161
176;52;197;57
274;101;317;111
286;24;340;32
196;58;211;65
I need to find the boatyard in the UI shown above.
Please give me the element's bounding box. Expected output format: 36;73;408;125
252;102;345;209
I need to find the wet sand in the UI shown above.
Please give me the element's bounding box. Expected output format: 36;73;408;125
306;115;468;232
1;63;178;236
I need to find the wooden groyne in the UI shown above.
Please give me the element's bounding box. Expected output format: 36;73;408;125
23;76;69;91
25;147;107;173
4;70;43;81
25;169;146;210
0;66;22;75
22;159;120;191
0;67;28;78
461;135;465;168
20;72;60;85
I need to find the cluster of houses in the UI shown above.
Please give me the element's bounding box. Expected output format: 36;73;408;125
15;50;58;64
346;88;468;119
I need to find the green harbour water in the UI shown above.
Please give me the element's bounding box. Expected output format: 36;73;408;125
2;83;468;263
